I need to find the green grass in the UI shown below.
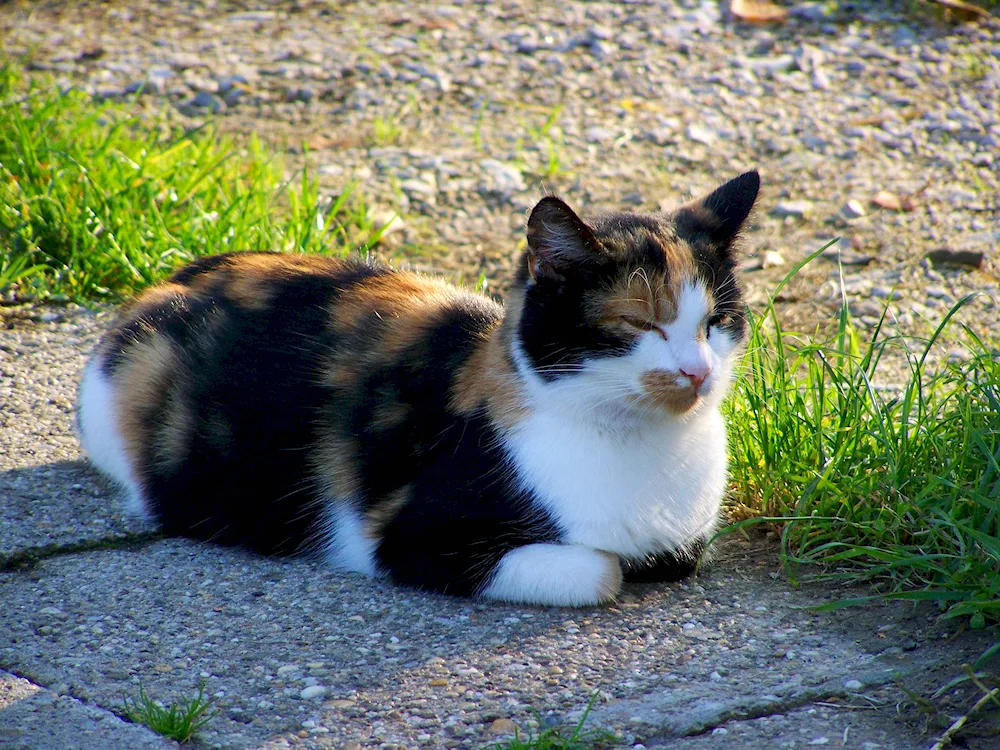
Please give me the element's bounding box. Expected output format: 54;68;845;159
122;681;217;744
496;693;617;750
369;112;407;147
512;104;568;181
0;59;385;303
724;249;1000;628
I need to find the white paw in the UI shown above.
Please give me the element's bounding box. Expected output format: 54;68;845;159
479;543;622;606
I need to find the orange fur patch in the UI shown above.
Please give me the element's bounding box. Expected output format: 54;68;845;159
589;239;699;329
364;485;411;539
451;323;528;430
451;295;529;430
328;273;461;349
113;332;186;473
370;401;412;432
312;433;361;499
640;369;700;415
214;253;339;310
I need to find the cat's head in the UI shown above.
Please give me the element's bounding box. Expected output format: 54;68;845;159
510;170;759;423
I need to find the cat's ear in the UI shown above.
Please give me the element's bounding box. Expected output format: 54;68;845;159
675;170;760;248
525;197;601;282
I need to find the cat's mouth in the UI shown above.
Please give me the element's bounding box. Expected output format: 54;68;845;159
638;370;703;415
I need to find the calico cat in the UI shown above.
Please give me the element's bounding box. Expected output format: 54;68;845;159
77;170;759;607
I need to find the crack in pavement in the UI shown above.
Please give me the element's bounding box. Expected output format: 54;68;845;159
0;532;163;572
599;665;917;741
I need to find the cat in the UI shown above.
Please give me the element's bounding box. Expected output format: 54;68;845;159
77;169;759;607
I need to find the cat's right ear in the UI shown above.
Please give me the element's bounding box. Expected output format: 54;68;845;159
675;170;760;249
525;197;601;283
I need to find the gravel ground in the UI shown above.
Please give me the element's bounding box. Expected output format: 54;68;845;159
2;0;998;334
2;1;1000;748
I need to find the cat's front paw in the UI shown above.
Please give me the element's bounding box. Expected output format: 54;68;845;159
479;544;622;606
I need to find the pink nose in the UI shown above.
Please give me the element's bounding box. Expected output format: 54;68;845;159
681;367;710;391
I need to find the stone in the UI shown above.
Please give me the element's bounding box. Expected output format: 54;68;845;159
685;123;717;145
187;91;225;113
925;249;985;269
285;86;315;103
644;126;676;146
478;159;526;198
740;55;795;76
370;210;405;236
400;179;437;201
772;200;814;218
762;251;786;269
486;718;517;736
584;126;615;144
790;3;831;21
841;199;866;219
299;685;326;700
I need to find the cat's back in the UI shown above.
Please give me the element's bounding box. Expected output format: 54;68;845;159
78;251;504;552
95;251;501;374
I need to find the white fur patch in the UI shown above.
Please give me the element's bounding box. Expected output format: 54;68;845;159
507;279;737;560
479;543;622;606
321;500;381;578
506;407;727;558
77;357;151;520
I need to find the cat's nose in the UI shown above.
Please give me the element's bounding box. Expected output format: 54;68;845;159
681;365;711;392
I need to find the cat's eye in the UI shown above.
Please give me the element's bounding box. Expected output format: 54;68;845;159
706;314;731;333
619;315;655;332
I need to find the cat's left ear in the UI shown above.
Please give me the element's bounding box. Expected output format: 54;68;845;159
675;170;760;249
525;196;602;282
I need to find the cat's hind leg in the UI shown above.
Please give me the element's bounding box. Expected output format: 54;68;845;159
621;541;704;583
77;357;151;521
479;544;622;606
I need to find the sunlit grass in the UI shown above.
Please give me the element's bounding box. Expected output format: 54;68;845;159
0;59;385;303
725;248;1000;629
122;681;217;744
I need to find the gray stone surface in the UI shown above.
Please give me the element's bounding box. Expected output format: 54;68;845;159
3;309;986;748
0;538;961;750
0;309;150;566
0;669;175;749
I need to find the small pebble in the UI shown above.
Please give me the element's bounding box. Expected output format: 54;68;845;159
487;718;517;736
685;123;717;146
773;200;814;218
761;250;786;269
841;199;866;219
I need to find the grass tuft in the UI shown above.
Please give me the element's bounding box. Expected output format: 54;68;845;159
724;249;1000;627
497;693;617;750
122;681;218;744
0;59;381;303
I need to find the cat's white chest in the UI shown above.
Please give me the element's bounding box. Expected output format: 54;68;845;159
505;409;727;558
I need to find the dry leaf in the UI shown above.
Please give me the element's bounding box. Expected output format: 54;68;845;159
872;190;918;212
926;0;993;21
77;45;105;61
872;190;902;211
730;0;789;23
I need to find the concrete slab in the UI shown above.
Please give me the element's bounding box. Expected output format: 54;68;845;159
0;539;967;749
0;668;175;749
1;313;994;749
0;310;149;566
